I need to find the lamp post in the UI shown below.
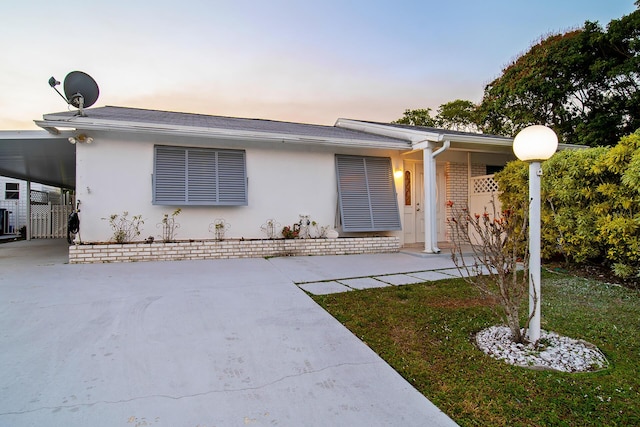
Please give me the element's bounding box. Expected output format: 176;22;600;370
512;125;558;343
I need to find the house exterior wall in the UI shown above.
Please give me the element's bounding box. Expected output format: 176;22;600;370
75;132;405;243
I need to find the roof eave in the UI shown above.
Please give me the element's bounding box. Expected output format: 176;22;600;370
336;119;587;151
34;118;410;150
335;118;438;143
336;118;512;145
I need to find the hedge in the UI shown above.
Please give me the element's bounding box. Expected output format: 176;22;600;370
495;130;640;278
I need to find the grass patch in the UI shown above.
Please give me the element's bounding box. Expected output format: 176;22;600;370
312;271;640;426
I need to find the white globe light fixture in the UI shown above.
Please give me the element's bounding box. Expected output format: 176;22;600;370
513;125;558;161
513;125;558;344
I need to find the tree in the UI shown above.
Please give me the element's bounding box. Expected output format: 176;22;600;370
435;99;480;132
392;108;437;127
393;100;482;131
478;8;640;147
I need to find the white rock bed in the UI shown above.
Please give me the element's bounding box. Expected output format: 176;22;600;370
475;325;609;373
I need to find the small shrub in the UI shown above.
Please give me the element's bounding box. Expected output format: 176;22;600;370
281;225;299;239
261;219;281;239
448;198;531;344
209;219;229;240
159;208;181;242
103;212;144;243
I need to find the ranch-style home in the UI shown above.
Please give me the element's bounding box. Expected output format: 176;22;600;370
1;105;571;262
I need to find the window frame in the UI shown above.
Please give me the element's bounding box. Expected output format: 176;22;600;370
5;183;19;200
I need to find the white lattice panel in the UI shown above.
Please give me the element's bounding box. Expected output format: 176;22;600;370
471;175;499;194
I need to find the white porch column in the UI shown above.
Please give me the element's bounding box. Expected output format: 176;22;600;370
422;140;450;253
26;180;31;240
423;145;438;253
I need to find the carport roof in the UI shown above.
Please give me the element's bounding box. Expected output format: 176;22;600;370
0;130;75;189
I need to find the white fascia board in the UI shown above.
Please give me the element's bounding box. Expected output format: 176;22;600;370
35;118;409;150
0;129;67;139
443;133;513;145
335;118;441;143
336;118;517;148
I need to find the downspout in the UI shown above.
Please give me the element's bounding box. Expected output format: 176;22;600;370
423;139;450;253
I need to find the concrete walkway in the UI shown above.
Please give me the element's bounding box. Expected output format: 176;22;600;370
0;239;460;426
269;251;467;295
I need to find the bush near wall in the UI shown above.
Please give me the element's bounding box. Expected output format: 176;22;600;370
496;131;640;278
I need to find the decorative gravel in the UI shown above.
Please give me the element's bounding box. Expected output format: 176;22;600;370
475;325;609;373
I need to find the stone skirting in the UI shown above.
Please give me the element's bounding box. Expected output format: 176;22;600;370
68;237;400;264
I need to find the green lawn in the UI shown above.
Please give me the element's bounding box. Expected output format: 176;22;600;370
312;271;640;426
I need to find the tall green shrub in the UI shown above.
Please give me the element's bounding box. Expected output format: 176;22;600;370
495;131;640;278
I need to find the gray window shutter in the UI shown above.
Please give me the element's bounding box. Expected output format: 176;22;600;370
154;146;186;204
217;150;248;205
336;155;401;232
187;149;218;203
154;146;247;206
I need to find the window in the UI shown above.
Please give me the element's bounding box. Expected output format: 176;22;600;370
404;170;411;206
335;155;401;232
153;146;247;206
5;183;19;200
486;165;504;175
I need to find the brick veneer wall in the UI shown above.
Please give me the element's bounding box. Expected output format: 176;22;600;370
68;237;400;264
445;162;487;240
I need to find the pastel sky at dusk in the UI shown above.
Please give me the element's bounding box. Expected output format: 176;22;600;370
0;0;635;130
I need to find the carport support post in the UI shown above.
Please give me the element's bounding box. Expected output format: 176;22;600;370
26;181;31;240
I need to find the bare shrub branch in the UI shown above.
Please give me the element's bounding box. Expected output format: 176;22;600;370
448;196;531;343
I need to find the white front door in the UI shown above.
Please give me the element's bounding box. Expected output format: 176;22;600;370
402;162;425;244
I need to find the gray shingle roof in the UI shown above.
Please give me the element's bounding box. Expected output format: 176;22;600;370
45;106;409;145
354;120;512;140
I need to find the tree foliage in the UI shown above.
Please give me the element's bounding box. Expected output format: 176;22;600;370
478;8;640;147
394;100;480;131
435;99;480;132
393;108;437;127
395;8;640;145
495;131;640;278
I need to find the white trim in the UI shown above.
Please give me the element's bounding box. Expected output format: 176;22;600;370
335;118;442;143
35;118;409;150
0;130;67;139
335;119;582;151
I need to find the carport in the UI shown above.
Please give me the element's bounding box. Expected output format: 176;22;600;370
0;130;75;240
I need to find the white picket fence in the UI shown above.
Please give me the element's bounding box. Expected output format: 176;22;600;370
31;203;72;239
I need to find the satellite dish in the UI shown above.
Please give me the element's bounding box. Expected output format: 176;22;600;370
48;71;99;116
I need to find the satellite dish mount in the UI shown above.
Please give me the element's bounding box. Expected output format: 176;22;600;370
48;71;99;117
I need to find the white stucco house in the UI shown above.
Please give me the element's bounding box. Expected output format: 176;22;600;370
24;105;533;255
0;105;578;261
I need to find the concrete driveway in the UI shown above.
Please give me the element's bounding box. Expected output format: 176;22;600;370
0;239;458;426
